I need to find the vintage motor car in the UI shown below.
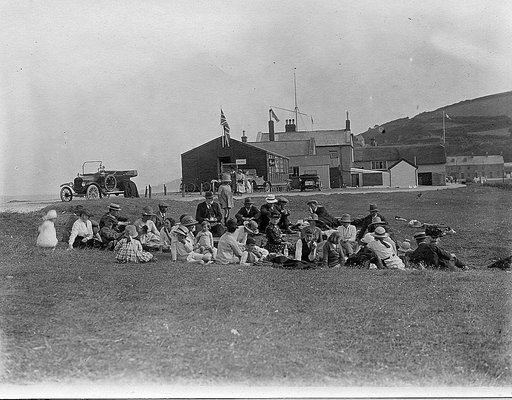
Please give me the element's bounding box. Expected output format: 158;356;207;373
299;173;322;191
59;161;139;201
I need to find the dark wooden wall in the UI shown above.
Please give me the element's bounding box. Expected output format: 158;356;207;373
181;137;273;186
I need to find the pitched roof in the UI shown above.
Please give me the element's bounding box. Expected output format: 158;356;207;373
446;155;504;166
354;144;446;165
257;129;351;146
249;139;315;157
181;137;288;159
388;158;418;169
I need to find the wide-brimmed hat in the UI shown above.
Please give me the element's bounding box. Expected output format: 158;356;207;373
108;203;121;211
369;204;379;212
204;191;214;199
339;213;352;223
361;233;374;244
175;225;189;237
413;232;427;242
158;203;169;208
125;225;138;238
369;216;388;227
43;210;58;220
265;194;277;203
243;197;254;205
142;206;155;216
408;219;423;228
246;237;257;246
270;211;281;219
243;220;259;234
221;173;231;182
398;240;412;252
180;215;198;226
276;196;288;204
372;226;388;238
306;200;318;206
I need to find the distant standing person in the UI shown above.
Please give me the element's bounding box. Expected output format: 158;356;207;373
218;173;234;223
36;210;58;250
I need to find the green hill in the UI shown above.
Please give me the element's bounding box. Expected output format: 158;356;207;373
357;91;512;162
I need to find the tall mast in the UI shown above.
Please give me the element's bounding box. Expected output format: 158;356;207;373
293;68;298;129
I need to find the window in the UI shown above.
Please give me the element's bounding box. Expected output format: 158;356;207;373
329;151;338;159
371;161;386;170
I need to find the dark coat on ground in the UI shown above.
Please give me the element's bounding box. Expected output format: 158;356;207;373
408;242;464;270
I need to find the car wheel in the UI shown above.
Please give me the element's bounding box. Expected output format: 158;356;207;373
60;187;73;202
105;174;117;192
86;184;100;200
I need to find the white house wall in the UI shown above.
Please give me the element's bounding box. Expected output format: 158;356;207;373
390;162;417;187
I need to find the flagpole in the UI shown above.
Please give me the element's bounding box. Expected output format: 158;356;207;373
442;110;446;144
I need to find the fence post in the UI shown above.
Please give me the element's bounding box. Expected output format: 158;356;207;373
164;184;167;196
149;185;152;198
181;180;185;197
200;182;203;196
145;186;148;198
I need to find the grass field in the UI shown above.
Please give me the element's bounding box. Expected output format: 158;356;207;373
0;185;511;387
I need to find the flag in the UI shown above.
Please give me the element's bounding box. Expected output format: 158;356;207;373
270;108;280;122
311;116;314;125
220;109;230;147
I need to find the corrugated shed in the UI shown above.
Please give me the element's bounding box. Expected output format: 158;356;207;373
354;144;446;165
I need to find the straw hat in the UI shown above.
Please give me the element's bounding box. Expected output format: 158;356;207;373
265;194;278;203
243;220;259;234
413;232;427;242
108;203;122;211
398;240;412;252
276;196;288;204
372;226;388;238
408;219;423;228
175;225;189;237
124;225;138;238
180;215;198;226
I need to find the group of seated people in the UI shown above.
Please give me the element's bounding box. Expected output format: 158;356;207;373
61;197;468;270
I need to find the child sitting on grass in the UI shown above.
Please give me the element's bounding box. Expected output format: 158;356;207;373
195;221;217;260
99;217;123;250
174;225;212;264
36;209;58;251
245;237;269;265
138;225;162;252
114;225;154;263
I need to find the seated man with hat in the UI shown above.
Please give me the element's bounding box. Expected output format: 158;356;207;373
301;214;324;243
306;200;339;229
408;232;468;271
367;216;396;243
154;203;170;231
294;226;319;263
353;204;388;242
134;206;160;237
196;191;224;236
367;227;405;270
99;203;129;233
259;194;278;232
234;220;259;247
337;213;358;256
235;197;260;226
275;196;294;233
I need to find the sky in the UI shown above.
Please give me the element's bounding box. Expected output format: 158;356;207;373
1;0;511;196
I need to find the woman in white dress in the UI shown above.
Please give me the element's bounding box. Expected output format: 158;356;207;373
36;210;58;250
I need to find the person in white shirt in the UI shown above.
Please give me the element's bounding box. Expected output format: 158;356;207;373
216;219;248;265
174;225;212;264
337;213;357;256
133;206;160;236
68;209;95;250
367;227;405;270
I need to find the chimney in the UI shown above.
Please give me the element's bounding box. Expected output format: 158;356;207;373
285;119;296;132
345;111;351;131
268;120;275;141
241;130;247;143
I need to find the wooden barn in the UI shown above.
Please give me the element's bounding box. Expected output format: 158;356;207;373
181;137;289;191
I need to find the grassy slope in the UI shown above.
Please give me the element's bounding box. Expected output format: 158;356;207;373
0;186;511;386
